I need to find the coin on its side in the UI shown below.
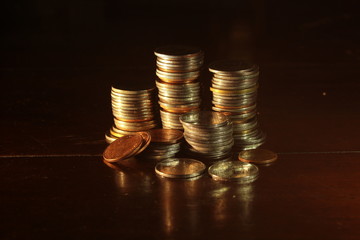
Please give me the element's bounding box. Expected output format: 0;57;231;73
238;149;277;165
208;161;259;182
148;129;184;144
155;158;206;179
136;131;152;154
103;134;143;163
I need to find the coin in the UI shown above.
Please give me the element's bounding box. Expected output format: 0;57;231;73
148;129;183;144
238;149;277;165
180;111;229;128
209;60;258;74
103;134;143;163
155;158;206;179
154;45;203;60
208;161;259;182
135;131;152;154
155;45;203;130
209;59;265;151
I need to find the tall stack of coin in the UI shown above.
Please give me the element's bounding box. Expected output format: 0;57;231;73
105;80;159;143
209;60;266;151
154;45;203;130
179;111;234;160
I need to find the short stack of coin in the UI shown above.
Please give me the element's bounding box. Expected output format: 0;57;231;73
139;129;183;160
154;45;203;130
105;82;158;143
209;60;266;151
180;111;234;160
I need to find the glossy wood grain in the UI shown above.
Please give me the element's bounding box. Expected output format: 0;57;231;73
1;153;359;239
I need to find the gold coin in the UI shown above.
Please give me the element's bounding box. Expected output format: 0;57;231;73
103;134;143;163
148;129;184;144
238;149;277;165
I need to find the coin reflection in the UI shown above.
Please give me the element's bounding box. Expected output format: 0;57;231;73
158;176;202;236
103;157;156;194
210;180;255;229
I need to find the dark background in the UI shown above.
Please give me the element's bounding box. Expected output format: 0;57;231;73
1;1;360;239
1;0;359;155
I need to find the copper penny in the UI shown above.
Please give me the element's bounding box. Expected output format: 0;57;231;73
148;129;184;144
135;131;152;155
103;134;143;162
238;149;278;165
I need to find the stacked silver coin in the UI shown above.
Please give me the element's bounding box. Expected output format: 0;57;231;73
209;60;266;151
105;84;158;143
154;45;203;130
140;141;181;160
180;111;234;160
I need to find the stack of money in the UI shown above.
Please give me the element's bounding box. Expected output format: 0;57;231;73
180;111;234;160
209;60;266;151
154;45;203;130
139;129;183;160
105;81;159;143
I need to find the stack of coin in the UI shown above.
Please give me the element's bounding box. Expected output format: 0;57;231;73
105;80;159;143
139;129;184;160
154;45;203;130
209;60;266;151
179;111;234;160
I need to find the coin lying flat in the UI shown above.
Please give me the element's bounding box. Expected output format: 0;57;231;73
148;129;184;144
103;134;143;163
209;60;257;74
155;158;206;179
238;149;277;165
154;45;203;60
180;111;229;128
208;161;259;182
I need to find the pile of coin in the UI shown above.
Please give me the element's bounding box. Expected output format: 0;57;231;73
105;81;159;143
139;129;183;160
179;111;234;160
154;45;203;130
209;60;266;151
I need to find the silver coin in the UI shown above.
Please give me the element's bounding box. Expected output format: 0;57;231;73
208;161;259;182
154;45;203;60
155;158;206;179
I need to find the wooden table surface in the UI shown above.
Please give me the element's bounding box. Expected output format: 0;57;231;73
1;1;360;239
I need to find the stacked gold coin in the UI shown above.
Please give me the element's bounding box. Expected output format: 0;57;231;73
154;45;203;130
105;81;159;143
139;129;183;160
179;111;234;160
209;60;266;151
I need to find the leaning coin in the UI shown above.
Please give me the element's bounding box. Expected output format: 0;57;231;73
103;134;143;163
208;161;259;182
238;149;277;165
155;158;206;179
148;129;184;144
128;131;151;157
